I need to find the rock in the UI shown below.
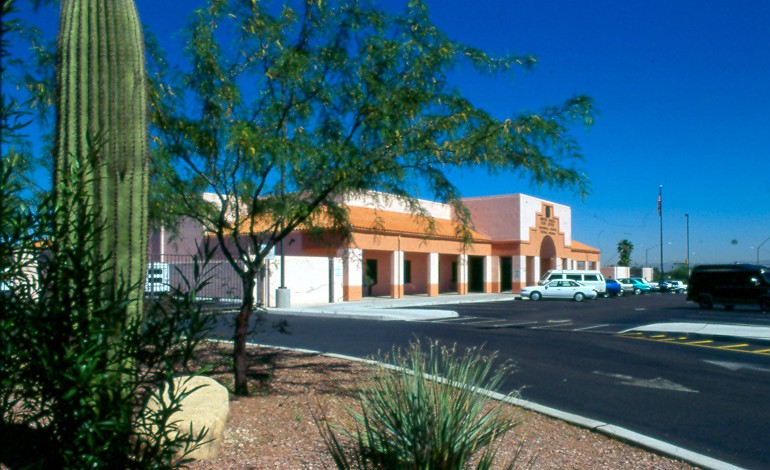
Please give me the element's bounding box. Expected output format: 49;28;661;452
147;375;230;460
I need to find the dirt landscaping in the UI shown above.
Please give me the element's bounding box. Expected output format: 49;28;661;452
188;342;697;469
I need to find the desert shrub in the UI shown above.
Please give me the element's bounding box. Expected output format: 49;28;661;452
0;155;215;469
316;340;524;469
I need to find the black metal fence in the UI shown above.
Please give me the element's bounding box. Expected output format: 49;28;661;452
145;253;243;305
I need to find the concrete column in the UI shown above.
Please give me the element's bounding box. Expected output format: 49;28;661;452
533;256;541;284
330;257;344;303
512;255;526;291
427;252;439;296
484;255;497;293
390;250;404;299
457;253;468;295
343;248;363;301
555;257;563;270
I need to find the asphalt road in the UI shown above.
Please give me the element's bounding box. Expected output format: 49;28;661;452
210;294;770;469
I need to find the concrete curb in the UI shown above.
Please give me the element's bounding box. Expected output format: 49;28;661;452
266;307;459;322
217;339;743;470
265;293;519;321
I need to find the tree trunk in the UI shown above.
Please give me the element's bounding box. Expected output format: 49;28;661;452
234;270;256;396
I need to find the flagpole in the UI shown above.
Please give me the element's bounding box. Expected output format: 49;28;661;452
659;185;664;280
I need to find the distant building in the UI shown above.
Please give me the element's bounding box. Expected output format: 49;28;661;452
148;192;601;306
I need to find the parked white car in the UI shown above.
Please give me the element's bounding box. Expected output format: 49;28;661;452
665;280;688;293
521;280;598;302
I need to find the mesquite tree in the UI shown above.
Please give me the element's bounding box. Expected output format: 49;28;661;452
53;0;149;321
151;0;594;396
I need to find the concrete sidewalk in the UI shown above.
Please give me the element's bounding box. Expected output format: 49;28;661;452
623;322;770;342
267;292;518;321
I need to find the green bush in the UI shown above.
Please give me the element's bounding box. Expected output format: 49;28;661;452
0;154;215;469
316;340;524;469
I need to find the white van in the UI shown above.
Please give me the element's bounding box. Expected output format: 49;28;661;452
539;270;606;294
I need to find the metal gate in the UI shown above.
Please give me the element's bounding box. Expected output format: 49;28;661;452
145;253;243;306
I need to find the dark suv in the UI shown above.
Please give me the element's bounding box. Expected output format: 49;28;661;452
687;264;770;311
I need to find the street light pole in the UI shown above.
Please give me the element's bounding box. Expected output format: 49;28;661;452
685;213;690;277
758;237;770;264
658;185;664;280
645;244;659;267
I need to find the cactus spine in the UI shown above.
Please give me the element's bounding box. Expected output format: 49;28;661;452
54;0;149;320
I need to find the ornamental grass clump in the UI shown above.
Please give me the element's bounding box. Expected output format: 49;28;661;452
316;340;525;469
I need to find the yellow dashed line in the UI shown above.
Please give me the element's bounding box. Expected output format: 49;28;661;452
686;340;714;345
717;343;750;350
753;348;770;354
650;334;668;339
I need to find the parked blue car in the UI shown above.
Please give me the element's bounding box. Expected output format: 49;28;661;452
603;278;624;297
618;278;651;295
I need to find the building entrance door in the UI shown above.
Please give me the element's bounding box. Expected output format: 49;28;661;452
469;256;485;293
500;257;512;292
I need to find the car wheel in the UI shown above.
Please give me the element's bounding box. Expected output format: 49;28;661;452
617;290;624;297
633;288;641;295
573;292;585;302
530;292;541;301
698;295;713;310
601;291;610;298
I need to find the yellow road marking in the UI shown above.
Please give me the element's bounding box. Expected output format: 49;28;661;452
620;333;770;357
718;343;750;350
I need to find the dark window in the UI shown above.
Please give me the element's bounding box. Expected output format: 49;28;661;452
451;261;458;283
365;259;378;286
566;274;581;281
583;274;599;281
404;260;412;284
545;206;552;218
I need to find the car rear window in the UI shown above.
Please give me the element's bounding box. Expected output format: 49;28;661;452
566;274;581;281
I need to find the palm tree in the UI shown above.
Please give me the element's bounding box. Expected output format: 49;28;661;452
617;239;634;267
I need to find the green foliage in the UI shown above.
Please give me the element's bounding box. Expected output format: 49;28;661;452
54;0;149;322
0;149;216;468
315;340;524;469
617;239;634;267
151;0;595;395
667;263;690;281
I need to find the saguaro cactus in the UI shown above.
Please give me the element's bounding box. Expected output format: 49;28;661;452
54;0;149;320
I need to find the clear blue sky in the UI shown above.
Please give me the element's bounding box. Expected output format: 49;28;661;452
10;0;770;266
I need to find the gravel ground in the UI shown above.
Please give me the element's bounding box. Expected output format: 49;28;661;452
188;343;698;469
